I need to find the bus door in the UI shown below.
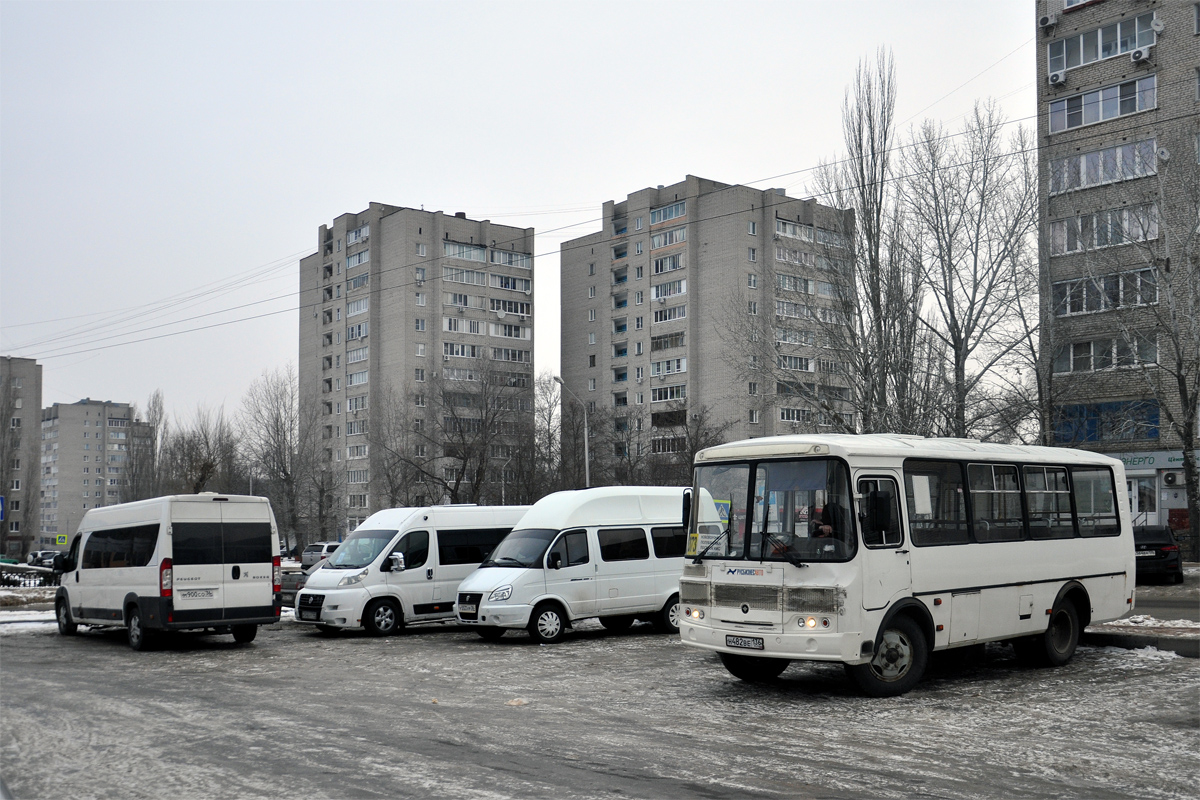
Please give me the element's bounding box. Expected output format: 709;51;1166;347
857;475;910;611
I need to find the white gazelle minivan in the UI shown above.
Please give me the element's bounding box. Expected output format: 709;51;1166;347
455;486;688;644
293;505;528;635
54;494;281;650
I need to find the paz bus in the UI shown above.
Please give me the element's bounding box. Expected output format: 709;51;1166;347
679;434;1135;696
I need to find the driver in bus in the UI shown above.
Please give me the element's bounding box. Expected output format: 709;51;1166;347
813;499;849;540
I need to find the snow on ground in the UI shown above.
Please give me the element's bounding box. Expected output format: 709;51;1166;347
0;587;56;607
1103;614;1200;629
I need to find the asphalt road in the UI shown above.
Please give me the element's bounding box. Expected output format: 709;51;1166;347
2;614;1198;800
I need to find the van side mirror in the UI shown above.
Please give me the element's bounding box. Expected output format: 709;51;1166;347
52;553;65;573
682;488;693;531
548;552;563;570
387;553;406;572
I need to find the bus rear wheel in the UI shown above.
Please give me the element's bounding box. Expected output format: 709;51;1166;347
846;615;928;697
718;652;790;682
1014;599;1079;667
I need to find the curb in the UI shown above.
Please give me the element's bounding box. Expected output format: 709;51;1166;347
1082;629;1200;658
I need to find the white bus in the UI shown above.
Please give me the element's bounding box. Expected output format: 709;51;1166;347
679;434;1135;696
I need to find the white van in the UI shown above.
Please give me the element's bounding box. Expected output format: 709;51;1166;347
53;494;281;650
455;487;688;644
294;504;528;635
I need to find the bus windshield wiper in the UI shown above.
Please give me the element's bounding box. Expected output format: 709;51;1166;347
692;529;731;563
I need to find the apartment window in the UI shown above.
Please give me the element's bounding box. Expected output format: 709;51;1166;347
748;301;758;315
491;348;531;363
588;378;597;391
444;266;487;285
652;279;686;300
491;298;531;316
347;346;368;364
650;384;686;402
1049;204;1158;255
1049;75;1156;133
347;273;369;291
1052;268;1158;316
635;366;644;380
490;274;532;293
346;420;366;436
415;343;426;357
347;251;369;268
588;309;597;322
635;342;643;355
1049;139;1157;194
651;331;685;351
588;332;596;345
490;323;531;340
776;219;813;241
415;267;426;281
635;291;643;305
415;292;426;306
748;382;758;395
776;300;811;319
589;286;597;298
749;409;760;424
635;266;643;280
1054;400;1159;444
748;221;757;235
588;263;595;276
9;480;19;490
635;217;643;230
635;242;644;255
1048;13;1155;73
415;243;427;257
650;358;687;376
777;246;816;268
776;327;813;346
634;316;644;330
490;250;532;269
748;247;757;263
747;274;757;289
1052;333;1157;373
444;241;486;262
778;355;812;372
415;369;426;382
414;318;426;332
414;395;426;408
589;355;596;368
650;201;685;225
650;227;686;249
347;395;367;412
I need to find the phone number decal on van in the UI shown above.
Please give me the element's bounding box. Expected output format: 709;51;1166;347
179;589;215;599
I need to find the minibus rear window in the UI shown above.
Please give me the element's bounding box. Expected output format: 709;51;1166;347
223;523;273;563
173;523;223;565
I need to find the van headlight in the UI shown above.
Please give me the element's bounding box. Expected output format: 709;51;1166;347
489;585;512;602
338;569;369;587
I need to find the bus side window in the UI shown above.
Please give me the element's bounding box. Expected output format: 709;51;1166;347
859;479;902;548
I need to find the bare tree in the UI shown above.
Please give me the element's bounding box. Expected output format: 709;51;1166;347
162;405;243;494
295;398;344;546
369;381;435;509
123;389;167;502
239;366;303;552
645;403;733;487
902;101;1038;438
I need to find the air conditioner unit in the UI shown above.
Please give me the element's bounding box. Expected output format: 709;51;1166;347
1038;13;1056;29
443;355;450;362
1130;45;1152;63
1163;472;1180;486
1048;70;1067;87
524;288;532;296
658;297;666;304
636;377;643;384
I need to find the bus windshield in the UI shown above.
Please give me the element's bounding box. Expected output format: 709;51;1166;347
690;458;856;563
326;529;398;569
479;529;557;568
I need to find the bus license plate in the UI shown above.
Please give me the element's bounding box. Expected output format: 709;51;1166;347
299;610;318;621
726;635;764;651
459;604;477;614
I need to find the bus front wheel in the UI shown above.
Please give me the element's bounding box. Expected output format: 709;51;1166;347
718;652;789;682
846;615;928;697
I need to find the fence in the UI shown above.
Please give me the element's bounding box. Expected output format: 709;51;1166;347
0;565;60;588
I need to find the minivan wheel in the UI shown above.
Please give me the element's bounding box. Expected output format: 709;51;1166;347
232;625;258;644
127;608;154;651
653;593;681;634
56;601;77;636
364;599;401;636
599;615;635;633
528;603;566;644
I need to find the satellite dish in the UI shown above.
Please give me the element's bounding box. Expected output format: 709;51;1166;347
497;309;506;319
1157;147;1171;162
1150;18;1164;33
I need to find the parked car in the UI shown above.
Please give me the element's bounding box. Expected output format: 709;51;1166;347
1134;526;1184;584
301;542;340;568
27;550;58;568
281;561;325;608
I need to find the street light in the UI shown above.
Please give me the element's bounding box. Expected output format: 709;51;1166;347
554;376;590;488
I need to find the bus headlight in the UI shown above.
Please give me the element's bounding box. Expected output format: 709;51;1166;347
805;616;817;628
489;585;512;602
685;607;704;620
338;569;368;587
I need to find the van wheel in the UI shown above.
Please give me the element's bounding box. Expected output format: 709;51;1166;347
476;627;507;641
528;603;566;644
127;607;154;652
719;652;790;682
316;625;340;636
232;625;257;644
1016;599;1079;667
56;600;77;636
653;593;681;634
364;599;401;636
845;615;928;697
599;615;635;633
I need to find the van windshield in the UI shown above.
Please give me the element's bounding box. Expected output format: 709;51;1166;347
479;529;557;569
326;529;398;569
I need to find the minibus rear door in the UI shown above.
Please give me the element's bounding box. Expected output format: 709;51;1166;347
220;500;275;620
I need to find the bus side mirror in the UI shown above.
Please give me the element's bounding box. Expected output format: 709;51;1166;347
548;552;563;570
682;489;693;530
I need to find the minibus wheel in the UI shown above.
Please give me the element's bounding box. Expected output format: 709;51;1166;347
127;607;155;652
364;599;402;636
599;615;635;632
718;652;789;682
652;593;681;634
232;625;258;644
528;602;566;644
846;615;928;697
56;600;77;636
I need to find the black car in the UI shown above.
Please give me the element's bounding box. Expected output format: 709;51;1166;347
1133;526;1184;584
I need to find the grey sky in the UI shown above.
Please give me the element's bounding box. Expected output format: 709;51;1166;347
0;0;1035;421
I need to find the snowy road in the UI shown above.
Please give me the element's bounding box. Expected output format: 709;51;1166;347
2;616;1197;800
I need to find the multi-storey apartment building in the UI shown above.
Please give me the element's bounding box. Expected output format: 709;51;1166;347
39;399;139;549
299;203;535;534
1036;0;1199;537
1;356;42;556
560;176;855;474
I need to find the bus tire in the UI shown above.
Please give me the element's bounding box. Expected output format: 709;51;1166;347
363;599;402;636
652;593;681;634
846;615;928;697
1018;599;1080;667
528;602;567;644
719;652;789;682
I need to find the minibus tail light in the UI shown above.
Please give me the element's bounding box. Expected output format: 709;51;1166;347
160;558;173;598
272;556;282;592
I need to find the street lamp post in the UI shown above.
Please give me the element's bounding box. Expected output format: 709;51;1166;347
554;376;590;488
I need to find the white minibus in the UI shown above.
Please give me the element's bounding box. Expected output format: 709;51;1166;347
680;434;1135;696
54;494;281;650
294;505;528;635
455;486;688;644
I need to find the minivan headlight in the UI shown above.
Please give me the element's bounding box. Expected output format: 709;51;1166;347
338;568;369;587
489;585;512;602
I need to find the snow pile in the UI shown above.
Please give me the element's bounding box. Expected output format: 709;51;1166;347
1106;614;1200;629
0;587;57;607
0;608;56;636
